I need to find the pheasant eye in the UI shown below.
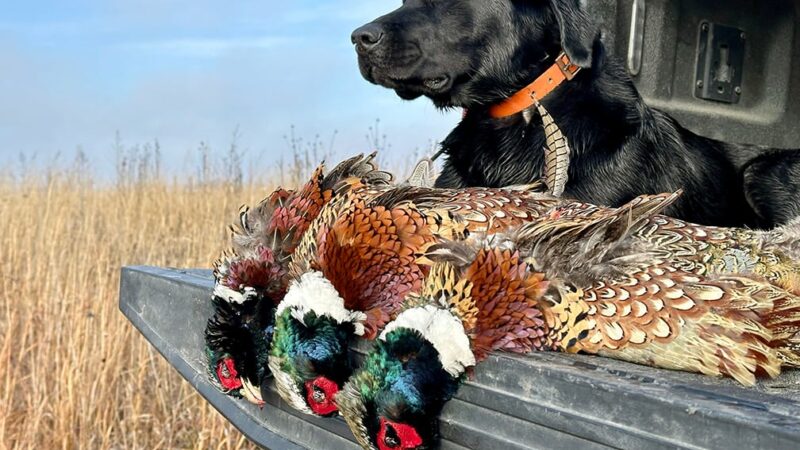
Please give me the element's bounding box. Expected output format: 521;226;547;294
311;385;326;403
378;418;423;450
304;376;340;416
383;424;400;448
215;358;243;391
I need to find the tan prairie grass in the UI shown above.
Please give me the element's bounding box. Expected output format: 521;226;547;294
0;170;288;450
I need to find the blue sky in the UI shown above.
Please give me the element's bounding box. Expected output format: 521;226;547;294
0;0;459;176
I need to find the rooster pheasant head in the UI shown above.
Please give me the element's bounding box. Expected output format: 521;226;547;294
207;242;290;403
269;271;367;416
337;306;471;450
205;292;275;406
338;243;550;449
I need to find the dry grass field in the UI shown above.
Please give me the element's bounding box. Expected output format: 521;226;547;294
0;166;286;449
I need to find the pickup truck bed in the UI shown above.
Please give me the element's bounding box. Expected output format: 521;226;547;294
120;266;800;450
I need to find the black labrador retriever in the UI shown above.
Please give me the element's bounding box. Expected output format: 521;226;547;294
352;0;800;228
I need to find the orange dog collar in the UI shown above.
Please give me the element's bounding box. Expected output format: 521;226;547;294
489;52;581;119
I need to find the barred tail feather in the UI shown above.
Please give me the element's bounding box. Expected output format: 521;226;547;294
512;192;681;284
404;157;437;188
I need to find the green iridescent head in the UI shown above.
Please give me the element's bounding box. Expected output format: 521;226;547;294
204;292;276;406
269;271;367;416
206;244;288;405
338;306;472;450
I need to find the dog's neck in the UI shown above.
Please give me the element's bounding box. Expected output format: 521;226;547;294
472;42;644;146
487;52;582;119
440;43;648;189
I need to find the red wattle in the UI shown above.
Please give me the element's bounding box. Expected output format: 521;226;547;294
216;358;242;391
377;417;423;450
305;376;340;416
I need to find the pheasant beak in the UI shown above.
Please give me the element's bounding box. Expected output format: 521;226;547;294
240;379;265;407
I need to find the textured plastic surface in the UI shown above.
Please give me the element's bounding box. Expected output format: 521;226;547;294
120;266;800;450
589;0;800;148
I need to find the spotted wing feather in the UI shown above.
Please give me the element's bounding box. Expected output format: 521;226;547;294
561;266;800;385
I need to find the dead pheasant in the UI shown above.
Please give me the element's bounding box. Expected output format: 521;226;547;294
205;154;392;404
337;193;800;450
338;244;549;450
268;185;558;416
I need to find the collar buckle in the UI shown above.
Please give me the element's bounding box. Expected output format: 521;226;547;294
555;52;581;80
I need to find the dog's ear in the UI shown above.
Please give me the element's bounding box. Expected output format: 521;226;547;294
549;0;598;68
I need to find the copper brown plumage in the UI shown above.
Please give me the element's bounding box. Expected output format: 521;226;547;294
258;153;392;257
296;185;557;333
214;153;393;301
408;245;552;361
317;201;436;338
266;164;330;255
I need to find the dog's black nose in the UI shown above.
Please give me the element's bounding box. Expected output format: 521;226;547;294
351;23;385;51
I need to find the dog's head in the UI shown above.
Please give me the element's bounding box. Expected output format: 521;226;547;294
352;0;599;108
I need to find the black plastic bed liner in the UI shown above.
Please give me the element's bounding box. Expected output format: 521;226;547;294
119;266;800;450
